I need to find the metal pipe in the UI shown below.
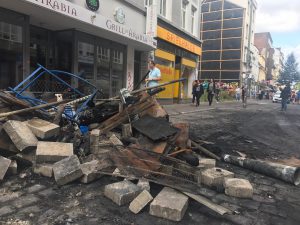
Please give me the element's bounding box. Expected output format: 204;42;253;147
223;154;300;186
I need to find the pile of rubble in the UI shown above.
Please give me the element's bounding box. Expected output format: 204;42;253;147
0;78;299;222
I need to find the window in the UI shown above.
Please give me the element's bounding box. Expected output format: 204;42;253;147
191;6;197;34
182;0;188;29
112;50;123;64
145;0;153;6
0;21;22;43
159;0;166;17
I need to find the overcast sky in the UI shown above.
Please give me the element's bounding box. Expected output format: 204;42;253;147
255;0;300;65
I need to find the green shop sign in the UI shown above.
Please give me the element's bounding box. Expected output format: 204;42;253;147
86;0;100;11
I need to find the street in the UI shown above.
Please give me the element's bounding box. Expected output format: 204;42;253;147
1;100;300;225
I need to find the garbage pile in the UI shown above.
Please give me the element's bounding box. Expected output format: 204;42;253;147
0;66;299;222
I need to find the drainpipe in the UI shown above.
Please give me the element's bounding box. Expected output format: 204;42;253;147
223;155;300;186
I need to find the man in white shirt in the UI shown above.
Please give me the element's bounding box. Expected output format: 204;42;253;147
145;60;161;87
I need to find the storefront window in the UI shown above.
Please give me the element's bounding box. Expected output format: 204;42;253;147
30;26;48;71
111;49;124;96
78;41;94;80
96;45;110;98
0;19;23;89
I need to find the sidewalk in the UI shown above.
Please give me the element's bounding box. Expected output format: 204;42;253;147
162;100;258;116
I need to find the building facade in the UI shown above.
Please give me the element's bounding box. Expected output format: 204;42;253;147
272;47;284;82
254;32;274;82
141;0;202;101
200;0;257;84
0;0;156;97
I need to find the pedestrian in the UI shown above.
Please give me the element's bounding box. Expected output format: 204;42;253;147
242;85;247;108
207;79;216;106
191;80;198;105
291;91;296;104
195;80;204;107
235;87;241;101
145;60;161;87
280;84;291;112
215;82;221;103
297;90;300;105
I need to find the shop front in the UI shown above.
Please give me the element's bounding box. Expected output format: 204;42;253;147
154;25;202;102
0;0;156;97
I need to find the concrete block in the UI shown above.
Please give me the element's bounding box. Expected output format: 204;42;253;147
201;167;234;189
25;118;60;139
53;155;83;186
137;179;150;192
224;178;253;198
90;129;100;153
194;170;202;186
80;160;103;184
149;187;189;222
3;120;38;152
0;156;11;180
199;158;216;169
33;163;54;178
129;190;153;214
7;160;18;175
36;141;73;163
0;127;18;153
104;180;142;206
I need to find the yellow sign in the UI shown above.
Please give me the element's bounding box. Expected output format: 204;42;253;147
157;26;202;56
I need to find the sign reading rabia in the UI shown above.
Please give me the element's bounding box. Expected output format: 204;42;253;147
86;0;99;12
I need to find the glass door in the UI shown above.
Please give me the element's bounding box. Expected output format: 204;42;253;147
96;41;110;98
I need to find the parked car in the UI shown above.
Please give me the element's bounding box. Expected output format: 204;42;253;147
272;91;281;103
272;91;291;103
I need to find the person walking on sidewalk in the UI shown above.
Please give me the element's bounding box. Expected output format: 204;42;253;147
191;80;198;105
195;80;204;107
145;60;161;87
207;79;216;106
242;85;247;108
280;84;291;112
235;87;241;101
215;82;221;103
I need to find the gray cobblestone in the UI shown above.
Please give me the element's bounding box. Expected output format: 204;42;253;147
11;194;40;208
0;206;15;217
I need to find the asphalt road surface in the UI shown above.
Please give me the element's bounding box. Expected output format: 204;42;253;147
1;100;300;225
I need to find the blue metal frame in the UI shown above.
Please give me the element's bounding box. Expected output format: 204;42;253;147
10;64;102;122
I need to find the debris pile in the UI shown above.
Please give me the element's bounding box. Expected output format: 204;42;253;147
0;66;299;222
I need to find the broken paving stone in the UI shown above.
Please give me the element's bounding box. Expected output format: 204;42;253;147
25;118;60;139
3;120;38;152
36;141;73;163
0;156;11;180
53;155;83;186
80;160;103;184
104;180;142;206
137;179;150;192
198;158;216;169
149;187;189;222
33;163;54;178
224;178;253;199
201;167;234;189
109;134;124;150
129;190;153;214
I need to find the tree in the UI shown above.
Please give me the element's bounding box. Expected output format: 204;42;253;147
278;53;300;84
